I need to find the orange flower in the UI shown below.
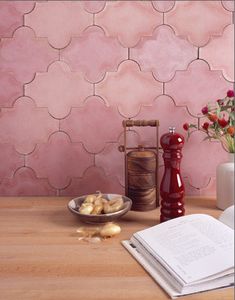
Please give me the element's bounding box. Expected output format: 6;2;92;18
227;126;234;136
183;90;234;153
208;113;218;123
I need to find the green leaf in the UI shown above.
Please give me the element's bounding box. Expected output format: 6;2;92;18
229;113;234;121
189;124;197;129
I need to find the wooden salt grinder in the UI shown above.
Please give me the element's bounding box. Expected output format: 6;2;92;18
119;120;160;211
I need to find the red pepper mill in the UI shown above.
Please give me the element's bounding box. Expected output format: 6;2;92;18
160;127;185;223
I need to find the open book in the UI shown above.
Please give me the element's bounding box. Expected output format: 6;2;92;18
122;206;234;299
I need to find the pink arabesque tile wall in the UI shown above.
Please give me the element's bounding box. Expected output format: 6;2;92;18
0;1;234;196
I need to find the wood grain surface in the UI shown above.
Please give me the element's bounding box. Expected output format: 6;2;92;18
0;197;233;300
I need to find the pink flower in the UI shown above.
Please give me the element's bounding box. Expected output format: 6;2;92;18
227;90;234;98
201;106;208;115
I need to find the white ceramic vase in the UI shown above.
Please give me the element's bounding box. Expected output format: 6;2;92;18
216;153;234;210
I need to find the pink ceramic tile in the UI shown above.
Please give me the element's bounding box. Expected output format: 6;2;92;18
25;1;93;48
118;129;141;150
152;1;175;12
96;1;162;47
0;143;24;178
96;60;163;118
0;72;23;107
0;97;58;154
0;1;34;37
96;141;164;195
60;96;123;153
25;61;93;119
26;131;93;189
60;166;123;196
165;1;232;46
82;1;106;14
95;143;125;186
198;178;217;197
200;24;234;82
183;178;202;197
0;0;233;198
182;130;228;189
9;1;35;13
131;25;197;82
134;95;196;149
61;26;127;83
0;167;56;196
222;1;235;11
183;177;218;197
0;27;58;83
165;60;233;117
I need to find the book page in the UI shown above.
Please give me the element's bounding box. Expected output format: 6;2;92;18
122;240;234;299
122;240;180;299
219;205;234;229
134;214;234;284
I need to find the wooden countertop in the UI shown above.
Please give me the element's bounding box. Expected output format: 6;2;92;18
0;197;233;300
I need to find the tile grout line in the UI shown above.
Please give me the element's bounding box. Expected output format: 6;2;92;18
23;154;26;167
58;119;61;132
23;83;26;97
198;117;200;129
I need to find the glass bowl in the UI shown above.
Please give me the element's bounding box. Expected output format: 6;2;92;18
67;193;132;224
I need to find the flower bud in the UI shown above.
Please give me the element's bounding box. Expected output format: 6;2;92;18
201;106;209;115
217;99;224;106
227;90;234;98
202;122;209;131
183;123;189;131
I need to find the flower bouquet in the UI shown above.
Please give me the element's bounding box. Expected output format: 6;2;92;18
183;90;235;153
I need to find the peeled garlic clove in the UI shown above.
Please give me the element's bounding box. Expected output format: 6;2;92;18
84;194;97;203
79;204;93;215
91;204;103;215
100;223;121;237
102;198;108;205
94;198;103;206
103;198;124;214
81;202;93;208
111;198;124;211
108;197;121;205
103;203;112;214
